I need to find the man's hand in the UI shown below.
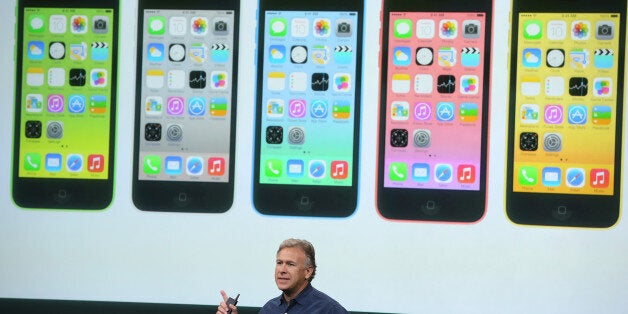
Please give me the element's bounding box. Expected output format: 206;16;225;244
216;290;238;314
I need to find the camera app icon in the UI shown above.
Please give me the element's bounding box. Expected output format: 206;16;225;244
213;18;229;35
92;16;108;34
596;21;614;40
336;19;352;37
462;20;480;39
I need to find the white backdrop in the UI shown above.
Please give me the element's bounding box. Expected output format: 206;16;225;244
1;1;627;313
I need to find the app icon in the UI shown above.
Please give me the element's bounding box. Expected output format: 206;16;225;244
169;16;186;36
459;103;478;122
592;105;611;125
542;167;561;187
333;73;350;92
190;43;209;63
47;94;64;113
269;45;286;63
521;76;541;96
47;68;65;87
332;100;350;119
393;46;411;66
436;102;455;122
437;47;456;67
291;18;308;37
266;126;283;144
24;153;42;171
213;17;229;35
27;41;44;60
596;21;614;40
188;97;206;116
460;75;479;95
413;129;430;148
520;104;539;124
66;154;83;172
336;19;352;37
547;20;566;40
88;155;105;172
288;126;305;145
69;68;86;86
310;100;328;118
334;45;353;65
144;124;162;141
544;104;563;124
519;132;538;151
67;95;86;113
569;49;589;69
145;96;163;115
311;73;329;91
414;102;431;121
189;70;207;89
309;160;326;179
391;101;409;121
49;14;67;34
461;47;480;67
288;99;306;118
26;67;44;86
522;48;541;67
169;43;186;62
590;169;610;188
25;120;42;138
457;165;475;183
289;72;307;91
394;19;412;38
210;97;228;116
329;161;348;179
268;72;286;91
313;18;331;37
568;77;588;96
46;121;63;139
571;20;590;40
546;49;564;68
462;20;480;39
566;168;585;188
523;20;542;40
265;159;282;177
146;69;164;89
164;156;183;175
267;99;284;118
593;78;612;97
312;45;330;65
567;105;587;125
439;20;457;39
287;159;304;178
49;42;65;60
208;157;225;176
45;153;62;172
391;74;411;94
166;124;183;142
415;47;433;66
186;157;204;176
28;14;45;33
25;94;43;113
93;16;108;34
390;129;408;147
414;74;433;94
518;166;538;186
167;96;185;116
211;71;227;90
191;17;208;36
269;18;287;37
147;16;166;35
543;133;562;152
594;49;614;69
167;70;185;90
70;15;88;34
437;75;455;94
290;45;307;64
389;162;407;181
90;69;107;87
91;42;108;61
544;76;564;97
416;19;434;39
89;95;107;114
434;164;453;183
412;163;430;182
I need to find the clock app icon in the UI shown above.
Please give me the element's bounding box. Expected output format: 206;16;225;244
290;45;307;64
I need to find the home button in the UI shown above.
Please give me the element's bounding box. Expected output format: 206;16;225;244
552;205;573;221
421;200;440;216
173;192;192;207
296;196;313;211
53;189;70;204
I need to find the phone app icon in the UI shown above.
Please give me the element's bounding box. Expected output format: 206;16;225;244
593;78;612;97
518;166;538;186
436;102;455;122
311;73;329;91
596;21;614;40
332;100;350;119
67;95;86;113
546;49;564;68
144;155;161;174
267;99;284;118
590;169;610;188
197;97;220;117
287;159;304;178
592;105;612;125
208;157;225;176
391;74;411;94
310;100;328;118
191;17;208;36
269;45;286;63
543;133;562;152
333;73;350;92
66;154;83;172
164;156;183;175
330;161;348;179
49;42;65;60
47;68;65;87
439;20;457;39
186;157;204;176
416;19;434;39
412;163;430;182
415;47;433;66
313;18;331;37
437;47;456;67
522;48;541;68
210;44;228;63
69;68;86;86
24;153;42;171
45;153;62;172
334;45;353;65
461;47;480;67
544;104;563;124
437;75;455;94
211;71;227;90
145;96;163;115
289;99;306;118
189;70;207;89
391;101;409;121
520;104;539;124
25;120;42;138
566;168;585;188
459;103;478;123
521;76;541;96
70;15;88;34
571;21;590;40
25;94;43;113
167;70;185;90
89;95;107;114
166;96;185;116
27;41;44;60
188;97;206;116
434;164;453;183
148;16;166;35
462;20;480;39
458;165;475;184
87;155;105;173
90;69;107;87
394;19;412;38
414;102;431;121
594;49;614;69
169;44;186;62
291;18;309;37
266;126;283;144
265;159;283;177
523;20;542;40
567;105;587;125
460;75;478;95
47;94;64;113
519;132;538;151
547;20;566;40
542;167;561;187
390;129;408;147
269;18;287;37
309;160;326;179
28;14;45;33
289;72;307;91
147;43;165;62
169;16;186;36
389;162;407;181
268;72;286;91
414;74;433;94
568;77;588;96
393;46;411;66
569;49;589;69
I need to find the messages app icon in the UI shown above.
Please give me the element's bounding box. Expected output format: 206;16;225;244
394;19;412;38
523;20;542;40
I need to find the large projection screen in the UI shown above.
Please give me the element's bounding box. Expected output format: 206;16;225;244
1;1;627;313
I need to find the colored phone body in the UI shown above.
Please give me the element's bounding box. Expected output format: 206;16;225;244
12;0;119;209
506;0;626;227
377;0;493;222
253;0;364;217
132;0;240;212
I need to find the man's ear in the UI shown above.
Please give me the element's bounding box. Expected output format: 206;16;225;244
305;266;314;280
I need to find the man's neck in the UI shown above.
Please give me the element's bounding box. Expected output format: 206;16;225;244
282;282;310;303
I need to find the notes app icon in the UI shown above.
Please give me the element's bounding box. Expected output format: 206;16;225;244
268;72;286;91
26;67;44;86
521;76;540;96
391;73;411;93
146;69;164;89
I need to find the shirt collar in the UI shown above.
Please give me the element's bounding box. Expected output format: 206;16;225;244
278;283;314;306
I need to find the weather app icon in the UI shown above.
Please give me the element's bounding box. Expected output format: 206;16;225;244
522;48;541;67
393;46;411;66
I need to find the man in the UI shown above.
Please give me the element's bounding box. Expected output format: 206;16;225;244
216;238;348;314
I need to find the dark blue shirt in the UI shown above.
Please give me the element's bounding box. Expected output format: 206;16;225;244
259;284;348;314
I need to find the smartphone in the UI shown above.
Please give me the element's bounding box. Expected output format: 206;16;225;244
132;0;240;212
12;0;119;209
252;0;364;217
506;0;626;228
376;0;493;222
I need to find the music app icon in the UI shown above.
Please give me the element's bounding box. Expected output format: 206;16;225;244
457;164;475;184
590;168;609;188
330;161;348;180
208;157;225;176
88;154;105;173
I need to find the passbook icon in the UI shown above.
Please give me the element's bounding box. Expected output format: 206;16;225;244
391;73;410;93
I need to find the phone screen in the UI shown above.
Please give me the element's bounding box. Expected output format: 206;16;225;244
513;12;620;195
258;10;359;186
17;7;115;180
137;9;235;182
383;12;487;191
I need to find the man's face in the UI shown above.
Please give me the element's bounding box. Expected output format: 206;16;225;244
275;247;312;296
